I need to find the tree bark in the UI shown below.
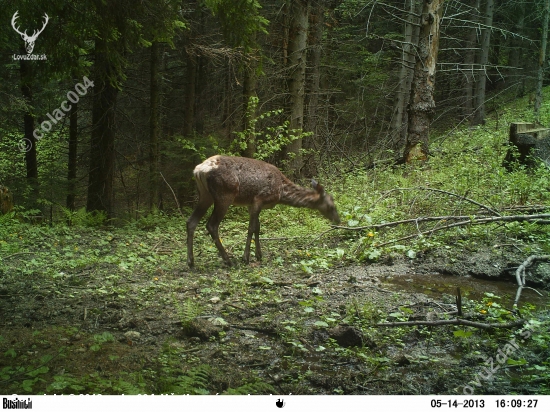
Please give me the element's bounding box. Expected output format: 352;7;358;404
463;0;481;120
242;45;258;158
472;0;494;125
285;0;310;175
392;0;421;153
66;102;78;211
183;50;197;138
149;41;161;210
19;59;38;201
304;1;325;176
87;38;119;217
404;0;445;163
534;0;550;120
509;3;526;97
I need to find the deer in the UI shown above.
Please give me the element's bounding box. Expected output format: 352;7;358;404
186;155;340;267
11;11;49;54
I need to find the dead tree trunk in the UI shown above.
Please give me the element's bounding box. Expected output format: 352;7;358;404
404;0;445;163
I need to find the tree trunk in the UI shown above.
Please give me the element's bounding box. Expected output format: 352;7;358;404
535;0;550;120
285;0;309;175
404;0;445;163
19;59;39;200
472;0;494;125
183;50;197;138
87;38;119;216
463;0;481;120
392;0;421;153
242;46;258;158
509;3;526;97
149;41;161;210
66;102;78;211
304;1;325;176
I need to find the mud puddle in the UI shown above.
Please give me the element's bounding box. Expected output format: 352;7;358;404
383;273;549;308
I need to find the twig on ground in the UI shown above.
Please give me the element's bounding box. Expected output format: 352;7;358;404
381;187;500;216
375;318;526;329
363;214;550;248
513;254;550;310
1;252;36;260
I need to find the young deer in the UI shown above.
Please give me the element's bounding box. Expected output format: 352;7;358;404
186;155;340;267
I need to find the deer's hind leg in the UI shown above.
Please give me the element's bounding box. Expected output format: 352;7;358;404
206;199;232;265
187;195;213;267
244;205;262;263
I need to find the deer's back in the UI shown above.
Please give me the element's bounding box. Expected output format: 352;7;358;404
194;155;288;206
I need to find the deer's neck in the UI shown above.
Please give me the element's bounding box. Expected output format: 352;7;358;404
280;180;321;208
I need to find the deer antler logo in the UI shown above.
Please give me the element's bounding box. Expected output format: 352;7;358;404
11;11;49;54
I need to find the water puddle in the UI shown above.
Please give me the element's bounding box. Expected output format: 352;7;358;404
383;273;549;309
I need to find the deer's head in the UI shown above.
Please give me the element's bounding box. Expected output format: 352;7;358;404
12;11;49;54
312;179;340;224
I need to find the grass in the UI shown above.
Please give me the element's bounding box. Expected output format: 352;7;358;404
1;89;550;395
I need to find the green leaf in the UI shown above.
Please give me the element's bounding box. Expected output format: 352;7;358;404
453;330;473;338
4;348;16;358
314;321;329;328
507;358;528;366
27;366;49;377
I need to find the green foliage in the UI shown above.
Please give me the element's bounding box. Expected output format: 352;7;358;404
230;97;310;160
205;0;269;51
90;332;115;352
175;298;204;331
63;207;108;227
223;380;275;394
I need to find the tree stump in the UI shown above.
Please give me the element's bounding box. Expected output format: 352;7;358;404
504;122;550;169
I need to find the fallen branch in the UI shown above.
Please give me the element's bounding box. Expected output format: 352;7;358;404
334;214;550;248
334;213;550;234
513;254;550;309
375;318;526;330
0;252;36;260
377;187;500;216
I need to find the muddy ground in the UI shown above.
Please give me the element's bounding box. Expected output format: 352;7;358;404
0;245;548;395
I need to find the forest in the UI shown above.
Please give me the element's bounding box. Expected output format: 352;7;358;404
1;0;550;396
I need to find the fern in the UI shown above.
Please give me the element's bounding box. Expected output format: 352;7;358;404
175;297;203;331
161;365;211;395
224;380;275;395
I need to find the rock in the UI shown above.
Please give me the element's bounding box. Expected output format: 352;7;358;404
124;331;141;341
184;318;223;341
328;325;366;348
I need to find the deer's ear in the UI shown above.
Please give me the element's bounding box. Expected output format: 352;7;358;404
311;179;325;196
